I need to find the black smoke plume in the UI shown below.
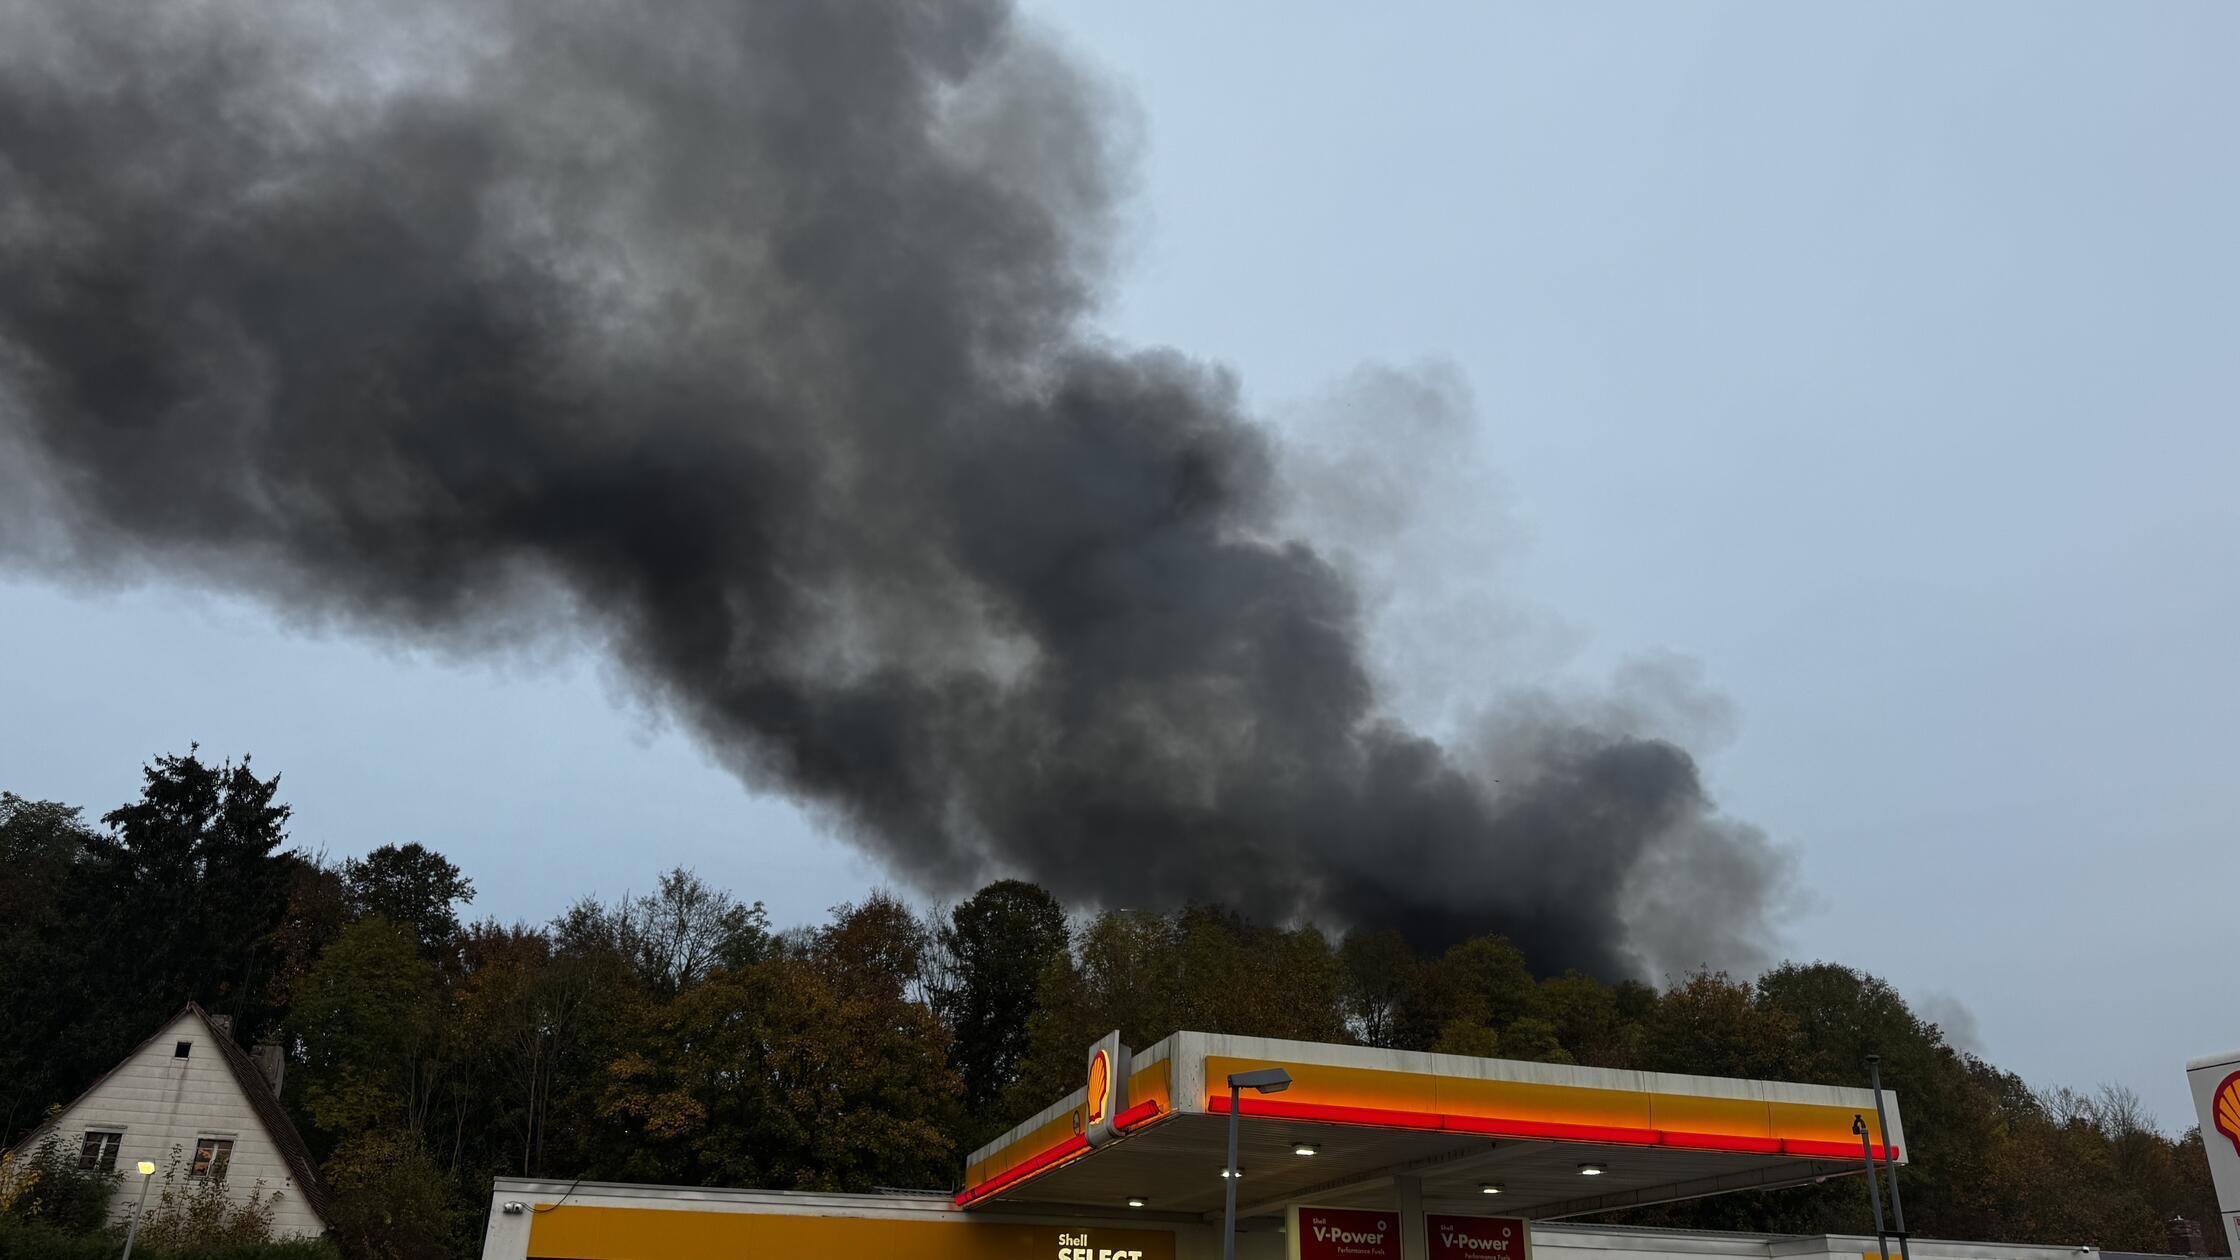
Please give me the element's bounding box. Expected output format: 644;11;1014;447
0;0;1786;976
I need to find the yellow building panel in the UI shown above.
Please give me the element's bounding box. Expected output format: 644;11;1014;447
1436;1077;1654;1131
1209;1056;1656;1131
1769;1100;1882;1148
1207;1056;1441;1116
1204;1053;1885;1154
528;1205;1176;1260
969;1105;1084;1187
1128;1058;1172;1118
1648;1093;1775;1140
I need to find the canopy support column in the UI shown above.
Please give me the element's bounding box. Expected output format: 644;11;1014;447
1395;1175;1426;1260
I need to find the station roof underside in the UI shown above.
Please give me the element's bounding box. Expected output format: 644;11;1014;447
969;1111;1874;1221
961;1033;1903;1222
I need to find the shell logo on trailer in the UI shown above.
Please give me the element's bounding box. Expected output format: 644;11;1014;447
2214;1071;2240;1158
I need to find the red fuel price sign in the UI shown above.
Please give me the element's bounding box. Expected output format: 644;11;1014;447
1426;1214;1530;1260
1293;1206;1401;1259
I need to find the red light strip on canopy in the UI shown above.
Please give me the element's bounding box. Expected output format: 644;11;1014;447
953;1100;1165;1208
1209;1095;1897;1163
1113;1099;1163;1132
953;1090;1885;1210
955;1133;1088;1207
1779;1137;1893;1160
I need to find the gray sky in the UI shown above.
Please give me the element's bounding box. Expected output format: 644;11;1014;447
2;1;2233;1130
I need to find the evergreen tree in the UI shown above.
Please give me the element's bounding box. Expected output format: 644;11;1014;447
930;881;1070;1120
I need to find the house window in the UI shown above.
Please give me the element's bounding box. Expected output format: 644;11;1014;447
174;1040;192;1059
189;1138;233;1179
78;1131;122;1172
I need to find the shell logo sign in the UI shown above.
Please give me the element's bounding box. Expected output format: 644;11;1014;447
1083;1030;1130;1148
1087;1050;1111;1126
2186;1050;2240;1259
2213;1071;2240;1159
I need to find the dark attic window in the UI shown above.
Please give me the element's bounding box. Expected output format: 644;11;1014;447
175;1041;192;1058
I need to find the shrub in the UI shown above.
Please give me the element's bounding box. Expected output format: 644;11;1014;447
134;1145;283;1253
0;1131;117;1231
0;1212;341;1260
0;1215;117;1260
2;1133;339;1260
323;1132;463;1260
149;1239;341;1260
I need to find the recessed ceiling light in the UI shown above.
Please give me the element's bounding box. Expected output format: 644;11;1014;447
1578;1162;1607;1176
1479;1183;1505;1195
1293;1143;1319;1157
1127;1197;1147;1209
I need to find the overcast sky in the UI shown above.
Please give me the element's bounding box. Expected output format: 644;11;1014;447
2;1;2232;1131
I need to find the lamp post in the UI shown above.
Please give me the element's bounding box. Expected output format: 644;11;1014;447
1224;1067;1292;1260
1868;1056;1912;1260
1854;1116;1889;1260
120;1159;157;1260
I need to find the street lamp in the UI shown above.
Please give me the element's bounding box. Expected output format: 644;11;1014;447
1855;1114;1890;1260
1223;1067;1292;1260
1868;1056;1913;1260
120;1159;158;1260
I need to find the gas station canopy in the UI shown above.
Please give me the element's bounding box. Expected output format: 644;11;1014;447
476;1032;1910;1260
961;1032;1904;1223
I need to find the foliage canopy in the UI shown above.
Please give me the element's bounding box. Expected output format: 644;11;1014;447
0;752;2223;1259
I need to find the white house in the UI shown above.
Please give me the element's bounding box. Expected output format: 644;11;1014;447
6;1002;333;1239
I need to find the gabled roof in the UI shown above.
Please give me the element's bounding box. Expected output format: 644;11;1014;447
193;1004;337;1226
6;1002;335;1227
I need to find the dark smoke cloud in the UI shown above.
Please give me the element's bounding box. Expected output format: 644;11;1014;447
0;0;1787;976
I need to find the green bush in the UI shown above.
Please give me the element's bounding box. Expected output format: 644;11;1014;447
133;1145;285;1252
0;1215;117;1260
148;1240;342;1260
0;1215;340;1260
0;1136;338;1260
323;1131;466;1260
0;1132;118;1231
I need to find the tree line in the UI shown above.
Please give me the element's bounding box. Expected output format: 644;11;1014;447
0;751;2225;1260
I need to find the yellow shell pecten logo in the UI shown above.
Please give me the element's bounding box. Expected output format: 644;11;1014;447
1087;1048;1111;1126
2215;1071;2240;1159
